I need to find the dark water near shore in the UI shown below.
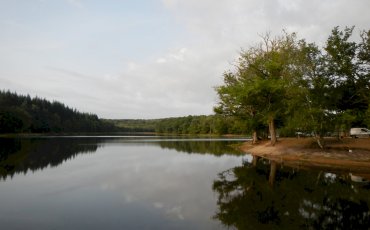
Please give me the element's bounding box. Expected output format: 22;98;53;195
1;136;370;229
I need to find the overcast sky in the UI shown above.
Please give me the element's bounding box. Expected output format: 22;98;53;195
1;0;369;119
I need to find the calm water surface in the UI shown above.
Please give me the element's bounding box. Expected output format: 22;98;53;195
0;136;247;229
1;136;370;229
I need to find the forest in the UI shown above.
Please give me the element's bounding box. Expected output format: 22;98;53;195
0;90;118;133
109;115;249;135
0;91;246;135
215;26;370;146
0;90;247;135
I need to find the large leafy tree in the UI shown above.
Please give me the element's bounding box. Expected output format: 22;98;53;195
356;29;370;127
284;40;334;148
285;27;370;148
325;26;370;127
215;32;305;145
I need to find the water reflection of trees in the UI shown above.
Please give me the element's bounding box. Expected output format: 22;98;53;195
158;140;243;156
0;138;100;180
0;138;244;180
213;158;370;229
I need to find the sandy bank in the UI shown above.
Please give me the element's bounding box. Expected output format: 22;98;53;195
241;138;370;173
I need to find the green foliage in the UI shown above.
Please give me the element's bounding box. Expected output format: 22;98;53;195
0;90;118;133
107;119;158;132
153;115;250;135
215;32;307;144
215;26;370;144
366;105;370;127
324;26;370;127
0;88;253;135
109;115;251;135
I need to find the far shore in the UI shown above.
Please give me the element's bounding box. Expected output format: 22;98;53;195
241;137;370;174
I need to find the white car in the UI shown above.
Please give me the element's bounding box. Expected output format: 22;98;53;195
350;128;370;138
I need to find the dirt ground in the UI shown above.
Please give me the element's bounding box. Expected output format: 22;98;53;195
241;137;370;174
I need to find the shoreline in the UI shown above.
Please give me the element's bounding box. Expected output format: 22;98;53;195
241;137;370;173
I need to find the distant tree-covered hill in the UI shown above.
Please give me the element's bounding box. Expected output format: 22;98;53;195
109;115;253;135
0;90;119;133
0;90;256;135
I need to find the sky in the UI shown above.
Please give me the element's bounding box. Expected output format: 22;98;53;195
1;0;369;119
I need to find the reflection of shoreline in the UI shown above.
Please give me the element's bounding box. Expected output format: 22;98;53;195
0;137;244;180
158;140;244;156
260;156;370;186
213;157;370;229
252;154;370;176
251;155;370;186
0;138;101;180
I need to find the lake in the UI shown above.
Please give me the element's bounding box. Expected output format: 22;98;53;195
1;136;370;229
0;136;247;229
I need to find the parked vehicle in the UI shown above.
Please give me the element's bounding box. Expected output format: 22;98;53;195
295;131;313;137
350;128;370;138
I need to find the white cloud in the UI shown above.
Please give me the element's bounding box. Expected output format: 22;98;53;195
156;58;167;64
166;206;185;220
153;202;164;209
156;48;188;63
66;0;84;8
161;0;177;8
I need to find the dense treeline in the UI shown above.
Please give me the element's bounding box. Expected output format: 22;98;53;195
0;89;253;135
0;90;118;133
110;115;252;135
215;26;370;147
107;119;158;133
155;115;250;135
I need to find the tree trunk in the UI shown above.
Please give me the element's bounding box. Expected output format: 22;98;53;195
268;117;277;146
269;161;277;186
252;130;258;144
314;134;325;149
252;155;260;167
